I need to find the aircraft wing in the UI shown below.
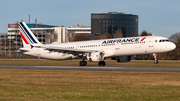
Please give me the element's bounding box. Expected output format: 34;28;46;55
42;46;102;55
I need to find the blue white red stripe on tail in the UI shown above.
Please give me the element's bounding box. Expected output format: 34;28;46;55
20;31;29;44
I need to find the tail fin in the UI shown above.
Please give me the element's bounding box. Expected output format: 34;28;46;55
18;22;42;48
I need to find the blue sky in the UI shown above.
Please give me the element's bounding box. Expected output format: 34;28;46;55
0;0;180;38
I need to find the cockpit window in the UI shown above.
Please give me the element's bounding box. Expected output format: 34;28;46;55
159;39;169;42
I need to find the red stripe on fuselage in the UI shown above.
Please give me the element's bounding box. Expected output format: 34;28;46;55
140;37;146;41
20;31;29;44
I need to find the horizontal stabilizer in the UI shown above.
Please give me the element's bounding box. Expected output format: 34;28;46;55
18;48;30;52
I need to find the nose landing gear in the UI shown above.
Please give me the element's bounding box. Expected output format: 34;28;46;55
153;53;158;64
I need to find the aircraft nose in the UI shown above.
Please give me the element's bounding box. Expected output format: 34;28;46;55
170;42;176;50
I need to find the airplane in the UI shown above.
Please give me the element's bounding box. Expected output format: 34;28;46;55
18;22;176;66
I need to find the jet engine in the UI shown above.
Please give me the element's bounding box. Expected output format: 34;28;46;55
87;52;104;62
111;56;132;62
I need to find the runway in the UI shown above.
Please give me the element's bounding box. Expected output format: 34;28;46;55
0;65;180;72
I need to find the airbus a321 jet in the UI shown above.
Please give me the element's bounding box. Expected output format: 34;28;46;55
18;22;176;66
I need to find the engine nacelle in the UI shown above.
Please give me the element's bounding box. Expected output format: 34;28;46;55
87;52;104;62
111;56;132;63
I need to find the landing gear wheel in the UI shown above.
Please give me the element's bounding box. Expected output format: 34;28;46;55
154;59;159;64
98;61;106;66
79;61;87;66
153;53;158;64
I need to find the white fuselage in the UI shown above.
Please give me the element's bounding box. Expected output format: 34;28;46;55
22;36;176;60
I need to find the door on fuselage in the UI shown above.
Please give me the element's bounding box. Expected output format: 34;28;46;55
36;49;41;58
148;37;154;47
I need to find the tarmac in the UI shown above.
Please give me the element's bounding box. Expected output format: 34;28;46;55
0;65;180;72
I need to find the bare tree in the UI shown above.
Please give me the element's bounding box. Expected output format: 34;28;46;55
114;29;123;38
101;33;112;39
73;33;92;41
169;32;180;44
140;30;148;36
68;37;74;42
133;32;139;37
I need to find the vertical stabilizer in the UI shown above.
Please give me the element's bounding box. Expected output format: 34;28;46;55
18;22;42;48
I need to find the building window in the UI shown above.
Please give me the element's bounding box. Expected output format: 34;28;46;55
99;20;101;23
106;20;108;23
103;20;105;23
106;24;108;27
103;24;105;27
103;29;105;32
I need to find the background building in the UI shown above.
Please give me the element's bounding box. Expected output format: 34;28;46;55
91;12;138;38
67;25;91;39
0;22;68;59
8;23;67;44
0;22;91;59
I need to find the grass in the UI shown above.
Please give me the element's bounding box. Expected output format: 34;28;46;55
0;60;180;100
0;69;180;101
0;59;180;67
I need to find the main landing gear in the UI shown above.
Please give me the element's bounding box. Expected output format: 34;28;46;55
79;61;87;66
79;61;106;66
153;53;158;64
98;61;106;66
